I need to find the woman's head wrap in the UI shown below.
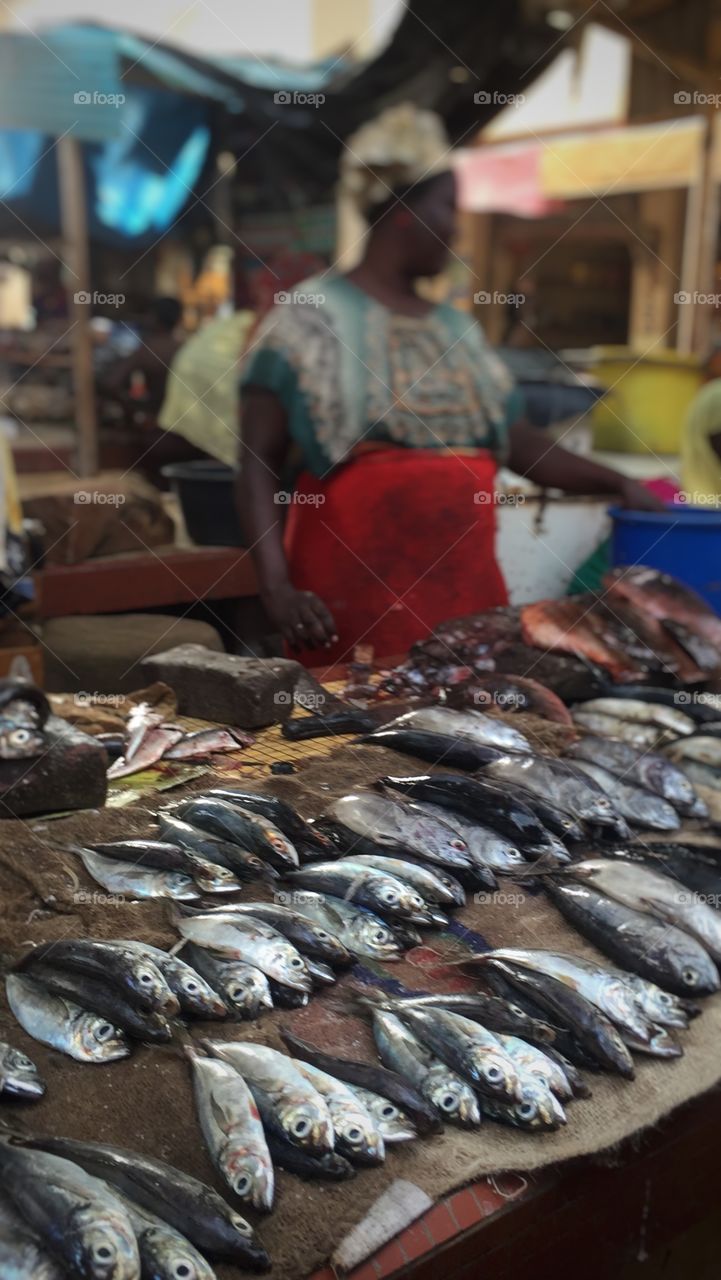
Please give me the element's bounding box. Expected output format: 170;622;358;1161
340;102;452;218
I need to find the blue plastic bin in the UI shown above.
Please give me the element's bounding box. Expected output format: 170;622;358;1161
609;505;721;614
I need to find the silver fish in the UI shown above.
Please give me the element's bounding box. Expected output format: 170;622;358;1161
384;706;531;752
325;792;472;868
283;891;404;961
6;974;129;1064
0;1041;45;1099
77;849;199;901
570;760;680;830
572;712;668;749
348;854;464;907
0;1143;140;1280
346;1087;418;1143
164;727;253;760
293;1060;385;1164
576;698;696;737
396;1006;523;1103
482;753;628;833
666;759;721;791
173;911;312;992
111;941;227;1019
666;736;721;769
569;859;721;962
182;945;273;1019
113;1192;216;1280
372;1010;481;1128
186;1046;273;1211
481;1078;566;1130
0;1197;65;1280
567;735;699;814
288;860;431;923
490;949;656;1047
495;1033;572;1101
623;974;692;1029
0;721;45;760
411;803;525;873
203;1041;334;1155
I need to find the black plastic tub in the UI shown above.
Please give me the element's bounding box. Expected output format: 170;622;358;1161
161;461;245;547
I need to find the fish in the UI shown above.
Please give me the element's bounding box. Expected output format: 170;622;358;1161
394;1006;523;1102
347;854;465;908
108;724;184;778
186;1045;274;1211
164;727;253;759
286;860;432;923
109;941;227;1019
292;1059;385;1164
520;598;647;683
157;815;279;884
305;956;336;987
210;901;353;966
202;1041;334;1155
408;804;525;876
571;712;667;748
345;1087;418;1143
6;973;130;1063
574;698;696;737
594;684;721;722
0;1197;65;1279
182;945;274;1019
75;848;200;901
0;1142;140;1280
112;1192;216;1280
635;842;721;899
622;973;695;1029
480;1078;566;1131
361;991;556;1045
479;755;630;837
566;736;699;814
0;720;45;759
494;1033;572;1100
371;1009;481;1128
569;859;721;960
24;1137;269;1271
666;736;721;769
86;839;241;895
380;706;532;752
666;759;721;790
450;674;574;725
0;1041;45;1099
471;956;635;1077
379;774;565;855
543;880;719;997
15;939;176;1014
570;759;681;830
266;978;309;1010
603;566;721;656
322;791;473;868
167;798;298;870
359;727;506;774
203;789;334;854
281;710;377;740
172;910;312;992
22;965;173;1043
488;949;658;1048
264;1131;355;1180
280;1029;441;1135
280;892;404;962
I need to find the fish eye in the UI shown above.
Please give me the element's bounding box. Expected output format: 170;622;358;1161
509;1004;525;1017
138;970;156;985
314;929;330;940
234;1173;251;1196
450;840;466;850
659;993;673;1005
291;1116;311;1137
372;929;389;943
346;1125;363;1143
229;984;245;1001
517;1101;536;1120
10;728;32;744
683;968;699;986
92;1241;115;1261
290;956;304;969
380;1103;398;1119
380;888;399;904
484;1064;503;1083
231;1214;253;1237
184;978;200;994
440;1093;458;1112
173;1264;194;1280
95;1022;115;1042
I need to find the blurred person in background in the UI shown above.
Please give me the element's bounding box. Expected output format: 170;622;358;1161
681;346;721;504
238;104;662;666
100;295;183;419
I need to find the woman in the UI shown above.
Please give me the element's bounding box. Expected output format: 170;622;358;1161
238;105;660;665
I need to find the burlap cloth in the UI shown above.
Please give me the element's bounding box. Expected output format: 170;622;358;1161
1;738;721;1279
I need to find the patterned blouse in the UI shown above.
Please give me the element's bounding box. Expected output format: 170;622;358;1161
240;273;523;478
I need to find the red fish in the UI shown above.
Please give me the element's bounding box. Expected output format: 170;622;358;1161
521;598;647;683
604;567;721;673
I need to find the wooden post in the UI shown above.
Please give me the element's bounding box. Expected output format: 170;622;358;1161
57;134;98;476
693;110;721;356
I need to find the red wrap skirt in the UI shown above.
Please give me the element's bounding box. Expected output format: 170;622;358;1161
285;446;508;667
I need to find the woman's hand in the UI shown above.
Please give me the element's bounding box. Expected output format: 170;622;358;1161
616;476;668;513
261;582;338;651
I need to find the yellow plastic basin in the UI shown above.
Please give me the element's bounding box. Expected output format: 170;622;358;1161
587;346;701;454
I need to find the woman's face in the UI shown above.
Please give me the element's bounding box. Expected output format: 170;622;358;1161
404;171;457;276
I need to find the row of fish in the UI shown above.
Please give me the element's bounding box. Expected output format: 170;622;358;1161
0;1134;269;1278
570;696;721;795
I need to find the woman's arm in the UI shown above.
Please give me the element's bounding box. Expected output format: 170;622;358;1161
507;421;666;512
237;388;337;649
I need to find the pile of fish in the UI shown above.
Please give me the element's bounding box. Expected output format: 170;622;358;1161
0;1042;44;1100
5;938;232;1062
0;1134;269;1277
107;702;255;779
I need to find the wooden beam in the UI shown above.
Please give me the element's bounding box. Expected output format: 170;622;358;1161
57;135;98;477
